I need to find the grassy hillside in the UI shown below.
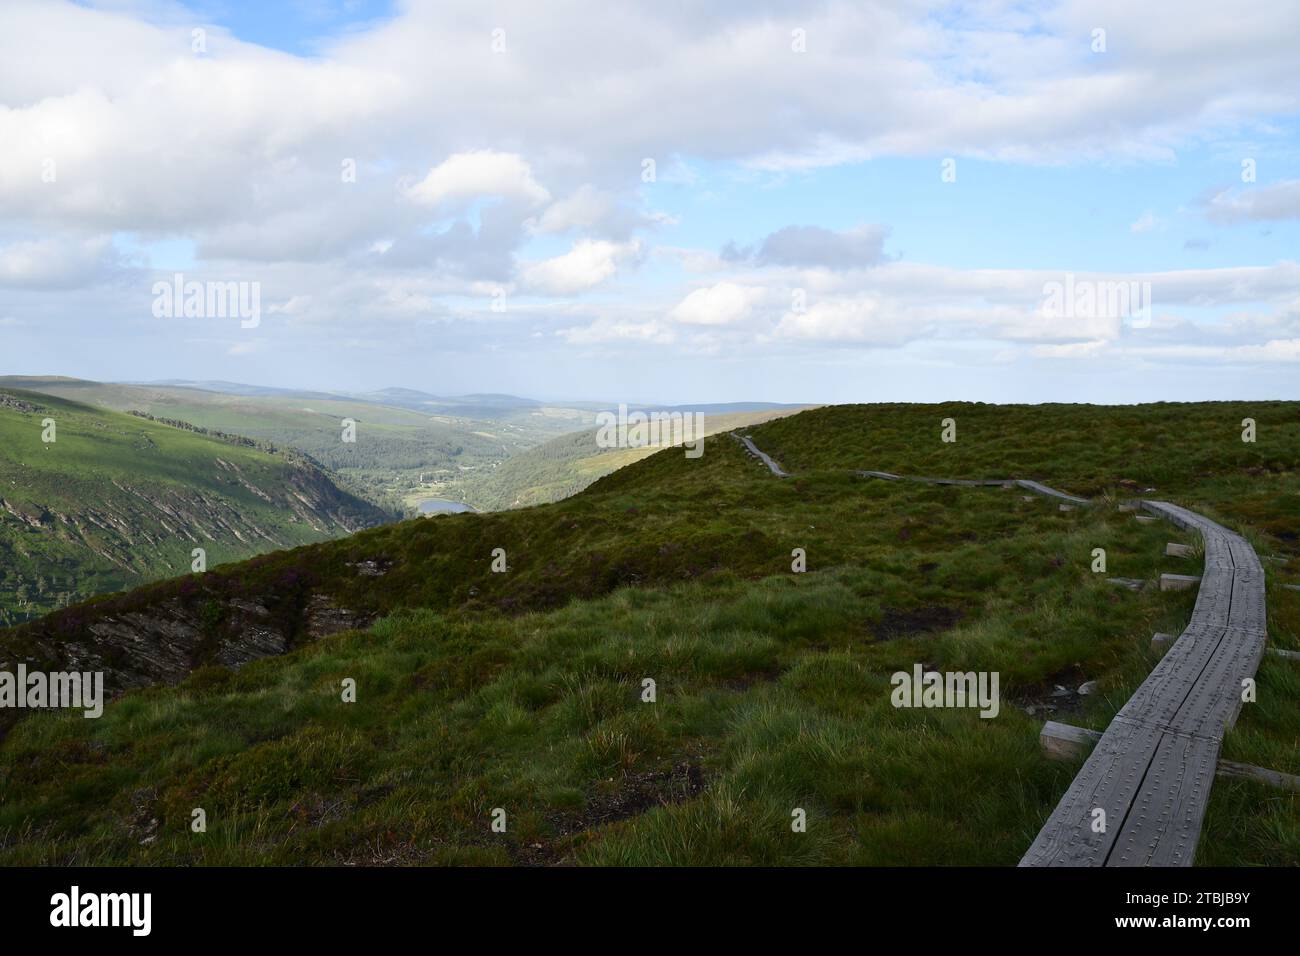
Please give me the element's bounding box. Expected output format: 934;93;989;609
453;407;812;510
1;402;1297;865
0;388;388;625
0;378;599;513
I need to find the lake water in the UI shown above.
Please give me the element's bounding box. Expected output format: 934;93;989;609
417;498;476;514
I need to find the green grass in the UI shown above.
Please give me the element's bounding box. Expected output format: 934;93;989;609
455;407;809;511
1;401;1297;865
0;377;601;514
0;388;387;624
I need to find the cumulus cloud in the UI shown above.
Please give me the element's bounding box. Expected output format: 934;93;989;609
405;151;550;209
1205;180;1300;223
755;225;889;269
2;0;1300;393
669;282;766;326
722;225;890;270
773;297;904;344
0;235;119;288
519;239;642;295
531;185;668;239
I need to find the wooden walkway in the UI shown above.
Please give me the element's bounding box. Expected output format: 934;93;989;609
857;469;1089;505
735;434;791;477
1020;500;1267;867
764;444;1270;866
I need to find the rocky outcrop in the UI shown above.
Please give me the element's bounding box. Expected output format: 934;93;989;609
0;586;375;733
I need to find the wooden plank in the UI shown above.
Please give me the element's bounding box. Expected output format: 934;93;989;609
1020;718;1165;867
1167;625;1264;737
1108;731;1219;868
1016;479;1089;505
1107;577;1146;591
842;476;1269;866
1150;632;1174;651
1165;542;1195;558
1041;721;1102;760
1114;623;1225;731
854;468;1087;504
1024;498;1269;867
735;434;789;478
1216;760;1300;791
1041;722;1299;792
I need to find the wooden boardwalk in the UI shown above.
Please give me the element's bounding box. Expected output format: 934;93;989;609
735;434;791;477
788;449;1270;865
858;469;1089;504
1020;500;1267;866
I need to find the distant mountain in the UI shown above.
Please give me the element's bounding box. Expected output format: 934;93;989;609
2;379;811;517
124;379;345;400
0;387;390;625
451;405;814;511
0;377;598;514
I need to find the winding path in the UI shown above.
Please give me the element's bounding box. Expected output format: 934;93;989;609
735;434;791;477
1020;501;1266;867
734;432;1271;867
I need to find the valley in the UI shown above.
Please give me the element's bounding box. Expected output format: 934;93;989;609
0;387;390;626
1;402;1295;866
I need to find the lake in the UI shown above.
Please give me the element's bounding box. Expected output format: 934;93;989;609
417;498;476;515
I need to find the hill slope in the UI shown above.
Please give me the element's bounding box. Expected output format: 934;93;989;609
0;388;389;626
0;377;600;513
1;402;1297;866
454;406;812;510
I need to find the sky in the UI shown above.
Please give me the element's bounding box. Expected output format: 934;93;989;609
2;0;1299;404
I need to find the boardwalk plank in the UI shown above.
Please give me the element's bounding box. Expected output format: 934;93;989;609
750;444;1269;867
1024;499;1268;867
1020;718;1164;867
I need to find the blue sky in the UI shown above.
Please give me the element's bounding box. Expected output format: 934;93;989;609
195;0;396;57
3;1;1300;403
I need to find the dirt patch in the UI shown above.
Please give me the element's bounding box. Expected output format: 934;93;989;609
873;605;963;641
514;760;707;866
1012;665;1094;718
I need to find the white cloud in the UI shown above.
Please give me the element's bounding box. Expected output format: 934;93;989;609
406;151;550;209
530;185;669;239
558;317;675;345
774;298;898;343
268;295;312;316
669;282;765;326
1129;338;1300;362
1130;211;1161;234
519;239;642;295
0;235;117;288
1205;180;1300;223
754;225;889;269
3;0;1300;395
